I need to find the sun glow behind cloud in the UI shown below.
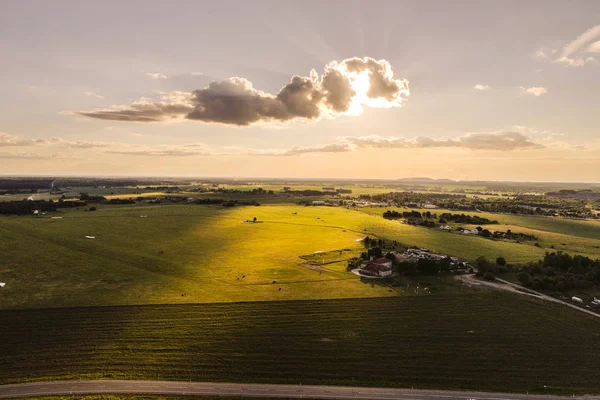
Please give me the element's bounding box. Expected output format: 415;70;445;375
345;71;396;115
71;57;410;126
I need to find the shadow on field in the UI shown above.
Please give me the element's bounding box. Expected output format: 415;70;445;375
3;293;600;396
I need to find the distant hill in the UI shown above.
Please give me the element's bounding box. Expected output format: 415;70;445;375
396;178;456;183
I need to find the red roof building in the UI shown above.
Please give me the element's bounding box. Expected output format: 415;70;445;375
359;257;393;277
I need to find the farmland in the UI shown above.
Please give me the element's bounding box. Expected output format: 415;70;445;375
2;200;600;309
1;292;600;395
2;179;600;396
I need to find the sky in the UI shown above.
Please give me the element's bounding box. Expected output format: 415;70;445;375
1;0;599;182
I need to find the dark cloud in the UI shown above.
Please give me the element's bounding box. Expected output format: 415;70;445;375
77;102;194;122
72;57;409;126
321;67;355;112
187;78;289;125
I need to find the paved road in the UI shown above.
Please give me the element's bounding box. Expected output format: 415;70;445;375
1;380;599;400
494;277;600;319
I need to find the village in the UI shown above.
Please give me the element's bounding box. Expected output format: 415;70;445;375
351;246;471;278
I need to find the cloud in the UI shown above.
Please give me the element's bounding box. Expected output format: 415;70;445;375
281;143;352;156
0;133;109;149
341;131;544;151
235;131;545;156
145;72;168;80
521;86;548;97
589;41;600;53
0;152;71;160
555;56;595;67
71;57;410;126
474;84;491;91
55;139;110;149
552;25;600;67
511;125;563;141
0;132;51;147
84;91;104;99
105;143;211;157
533;48;548;59
562;25;600;58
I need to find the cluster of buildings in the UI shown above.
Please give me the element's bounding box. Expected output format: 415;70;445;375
459;227;482;235
397;249;471;270
310;199;389;207
356;248;470;278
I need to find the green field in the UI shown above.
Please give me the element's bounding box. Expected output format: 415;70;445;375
3;202;600;309
1;292;599;395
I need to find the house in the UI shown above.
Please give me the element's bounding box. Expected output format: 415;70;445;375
423;203;438;209
440;224;451;231
312;201;326;206
359;257;393;277
186;197;196;203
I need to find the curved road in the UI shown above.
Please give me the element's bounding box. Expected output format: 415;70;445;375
1;380;599;400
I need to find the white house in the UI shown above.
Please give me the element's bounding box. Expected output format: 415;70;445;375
312;201;326;206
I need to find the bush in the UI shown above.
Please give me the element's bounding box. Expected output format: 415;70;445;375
483;272;496;281
517;271;531;286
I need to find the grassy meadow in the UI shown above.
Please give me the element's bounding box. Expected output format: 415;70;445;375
1;292;600;395
2;201;600;309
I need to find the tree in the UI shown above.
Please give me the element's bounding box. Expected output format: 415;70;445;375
253;217;257;222
367;247;383;259
496;257;507;266
481;229;491;238
475;256;489;269
417;258;440;275
517;271;531;286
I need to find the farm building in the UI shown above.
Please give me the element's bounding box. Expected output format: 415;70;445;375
359;257;393;277
311;201;326;206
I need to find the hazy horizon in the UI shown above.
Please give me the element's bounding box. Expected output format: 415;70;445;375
2;173;600;186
